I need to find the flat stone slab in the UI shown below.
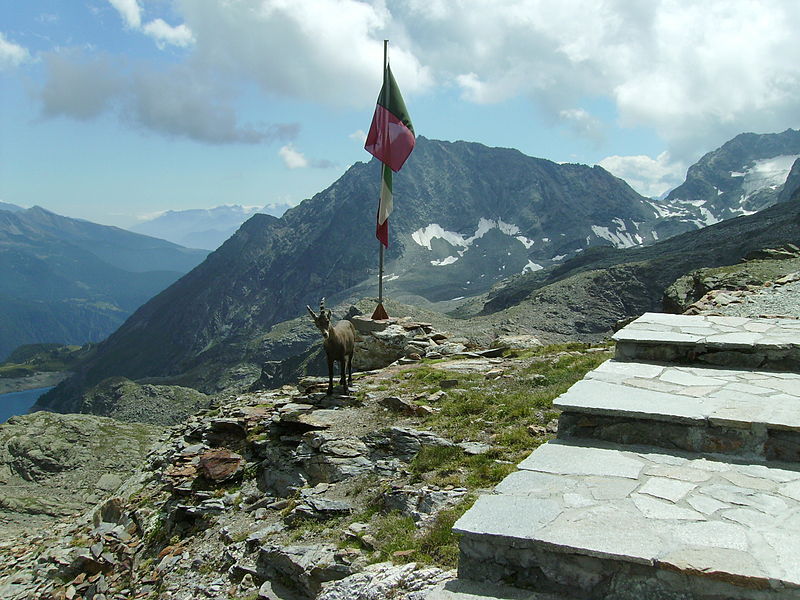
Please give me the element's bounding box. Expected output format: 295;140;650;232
454;440;800;595
556;360;800;432
613;313;800;371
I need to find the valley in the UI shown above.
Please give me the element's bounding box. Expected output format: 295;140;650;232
26;131;800;416
2;128;800;600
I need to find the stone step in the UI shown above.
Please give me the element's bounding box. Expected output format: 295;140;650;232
425;578;571;600
613;313;800;371
555;359;800;462
453;440;800;599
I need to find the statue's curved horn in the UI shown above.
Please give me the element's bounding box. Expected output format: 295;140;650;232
320;297;326;311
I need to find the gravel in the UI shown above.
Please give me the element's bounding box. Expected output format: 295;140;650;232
713;280;800;319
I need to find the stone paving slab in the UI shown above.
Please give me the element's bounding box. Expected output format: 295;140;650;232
557;360;800;431
454;440;800;597
555;360;800;461
613;313;800;371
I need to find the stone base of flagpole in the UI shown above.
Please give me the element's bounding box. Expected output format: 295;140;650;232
371;302;389;320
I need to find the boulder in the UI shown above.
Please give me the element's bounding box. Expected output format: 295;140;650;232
198;449;244;483
365;428;455;462
296;433;372;483
317;562;454;600
257;544;354;597
256;445;307;497
383;486;468;523
287;496;353;523
491;335;542;350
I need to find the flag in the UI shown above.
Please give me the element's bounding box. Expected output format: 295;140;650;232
365;64;415;173
376;164;392;247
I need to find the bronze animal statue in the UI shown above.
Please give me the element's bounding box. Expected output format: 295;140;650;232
306;298;356;395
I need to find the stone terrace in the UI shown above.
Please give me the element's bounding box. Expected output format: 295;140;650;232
434;313;800;599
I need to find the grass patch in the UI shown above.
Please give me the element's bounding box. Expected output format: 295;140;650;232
394;345;612;490
424;348;610;441
0;364;36;378
287;516;343;541
369;496;476;568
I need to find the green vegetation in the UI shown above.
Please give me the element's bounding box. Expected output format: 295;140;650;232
347;343;612;567
377;345;612;491
0;343;89;378
367;497;474;567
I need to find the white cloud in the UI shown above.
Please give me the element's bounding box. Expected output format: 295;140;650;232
279;144;310;169
0;33;31;70
107;0;194;49
178;0;431;106
349;129;367;143
37;48;298;144
37;0;800;164
559;108;605;145
598;152;685;198
278;144;335;169
39;50;122;120
391;0;800;164
142;19;194;49
108;0;142;29
129;65;297;143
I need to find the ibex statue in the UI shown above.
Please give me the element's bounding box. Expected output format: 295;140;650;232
306;298;356;395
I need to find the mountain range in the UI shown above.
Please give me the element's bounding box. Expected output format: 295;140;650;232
129;203;293;250
35;131;800;412
0;206;208;360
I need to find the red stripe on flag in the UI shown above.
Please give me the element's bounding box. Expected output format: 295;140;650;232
365;104;415;173
376;217;388;248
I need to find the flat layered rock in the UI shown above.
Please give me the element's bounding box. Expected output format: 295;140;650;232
555;360;800;461
614;313;800;370
454;440;800;598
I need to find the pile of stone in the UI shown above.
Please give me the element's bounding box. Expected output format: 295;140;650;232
682;271;800;316
350;316;469;371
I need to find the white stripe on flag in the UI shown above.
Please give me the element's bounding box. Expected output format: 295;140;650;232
377;164;393;225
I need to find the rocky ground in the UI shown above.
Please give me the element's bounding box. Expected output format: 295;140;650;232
685;274;800;318
5;256;798;600
0;412;164;539
0;317;610;600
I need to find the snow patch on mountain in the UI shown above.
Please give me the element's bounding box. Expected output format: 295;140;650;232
697;206;721;225
740;155;800;197
411;224;469;250
522;260;543;273
590;223;642;248
411;218;534;252
431;256;459;266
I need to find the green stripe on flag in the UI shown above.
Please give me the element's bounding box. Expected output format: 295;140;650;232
378;65;414;136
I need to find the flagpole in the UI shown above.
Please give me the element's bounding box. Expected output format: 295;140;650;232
373;40;389;321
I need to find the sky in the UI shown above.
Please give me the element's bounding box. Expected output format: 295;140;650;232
2;0;800;229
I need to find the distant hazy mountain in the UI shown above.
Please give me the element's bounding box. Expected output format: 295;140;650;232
656;128;800;227
0;206;208;360
0;201;23;212
130;203;292;250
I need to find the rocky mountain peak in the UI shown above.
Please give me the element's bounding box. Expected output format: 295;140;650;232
663;128;800;224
